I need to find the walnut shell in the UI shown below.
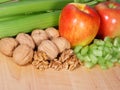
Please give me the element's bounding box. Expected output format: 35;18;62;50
31;29;48;46
13;44;33;66
38;40;59;60
0;38;18;57
52;37;71;53
45;27;59;39
16;33;35;49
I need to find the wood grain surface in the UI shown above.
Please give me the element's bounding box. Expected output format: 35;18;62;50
0;52;120;90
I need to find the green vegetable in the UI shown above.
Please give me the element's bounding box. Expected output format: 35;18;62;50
0;10;60;38
0;0;72;17
74;36;120;69
0;0;11;3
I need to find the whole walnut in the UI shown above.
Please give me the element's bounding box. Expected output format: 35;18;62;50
31;29;48;46
16;33;35;49
52;37;71;53
45;27;59;39
38;40;59;60
13;44;33;66
0;38;18;57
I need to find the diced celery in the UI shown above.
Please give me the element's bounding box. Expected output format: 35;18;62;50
106;61;114;68
100;64;108;70
89;54;98;64
105;41;113;48
93;39;105;46
93;49;102;57
74;45;82;54
104;54;112;60
80;46;89;55
111;58;118;63
104;37;112;42
84;61;94;68
84;55;91;62
76;53;84;61
113;37;120;47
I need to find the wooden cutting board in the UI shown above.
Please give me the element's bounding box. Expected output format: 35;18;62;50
0;52;120;90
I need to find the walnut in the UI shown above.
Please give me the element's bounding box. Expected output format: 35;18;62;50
63;55;80;71
49;59;63;71
45;27;59;39
52;37;71;53
31;29;48;46
59;49;74;62
0;38;18;57
16;33;35;49
59;49;80;71
13;44;33;66
38;40;59;60
32;51;49;71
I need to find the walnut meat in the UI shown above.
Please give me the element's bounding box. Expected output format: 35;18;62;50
31;29;48;46
38;40;59;60
13;44;33;66
45;27;59;39
16;33;35;49
52;37;71;53
0;38;18;57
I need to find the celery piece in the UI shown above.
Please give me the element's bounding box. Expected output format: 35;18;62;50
106;61;114;68
93;49;102;57
84;55;91;62
74;45;82;54
104;54;112;61
84;61;94;68
105;41;113;48
104;36;113;43
98;57;106;64
0;0;73;17
89;54;98;64
118;60;120;64
111;57;118;63
100;64;108;70
93;39;105;46
76;53;84;61
113;37;120;47
0;10;60;38
80;46;89;56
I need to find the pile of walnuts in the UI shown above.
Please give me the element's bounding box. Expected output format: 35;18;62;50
0;27;81;71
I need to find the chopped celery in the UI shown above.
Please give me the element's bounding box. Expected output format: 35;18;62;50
84;61;95;68
93;39;105;46
74;45;82;54
89;54;98;64
113;37;120;47
76;53;84;61
106;61;114;68
80;46;89;55
93;49;102;57
104;36;113;43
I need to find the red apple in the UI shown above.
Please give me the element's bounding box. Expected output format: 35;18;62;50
59;3;100;47
95;1;120;39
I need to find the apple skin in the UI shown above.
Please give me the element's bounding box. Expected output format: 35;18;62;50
59;3;100;47
95;1;120;39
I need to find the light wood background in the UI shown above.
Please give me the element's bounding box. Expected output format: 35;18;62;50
0;52;120;90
